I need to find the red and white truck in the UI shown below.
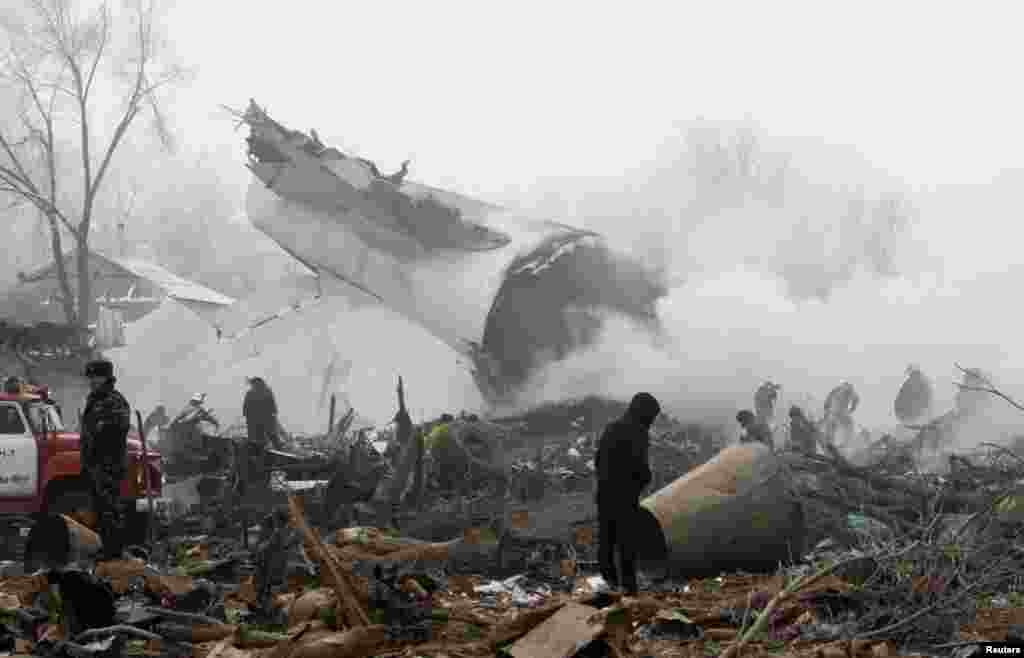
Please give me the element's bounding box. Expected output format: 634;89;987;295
0;383;161;539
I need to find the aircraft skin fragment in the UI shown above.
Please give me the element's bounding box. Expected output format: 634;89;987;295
237;100;663;399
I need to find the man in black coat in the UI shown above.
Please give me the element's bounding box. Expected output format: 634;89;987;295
594;392;660;595
242;377;278;491
80;359;131;561
737;409;774;449
787;406;818;454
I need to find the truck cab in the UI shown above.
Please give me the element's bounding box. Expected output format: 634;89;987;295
0;385;161;523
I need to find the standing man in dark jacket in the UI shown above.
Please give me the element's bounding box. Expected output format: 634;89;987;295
594;392;660;595
787;406;818;454
736;409;774;449
242;377;278;491
80;359;131;561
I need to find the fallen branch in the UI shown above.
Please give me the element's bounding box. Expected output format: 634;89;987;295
856;544;1017;642
204;635;235;658
287;495;370;627
288;625;391;658
154;622;235;643
586;596;668;628
142;607;225;627
73;625;163;643
263;623;312;658
719;553;880;658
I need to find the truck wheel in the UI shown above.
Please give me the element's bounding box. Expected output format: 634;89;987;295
45;481;93;518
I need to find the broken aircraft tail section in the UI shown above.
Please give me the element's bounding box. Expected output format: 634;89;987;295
235;100;665;402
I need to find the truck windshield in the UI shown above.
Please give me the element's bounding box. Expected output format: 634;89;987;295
24;402;65;433
0;404;26;434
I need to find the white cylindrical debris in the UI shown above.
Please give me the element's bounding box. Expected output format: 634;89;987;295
634;443;805;577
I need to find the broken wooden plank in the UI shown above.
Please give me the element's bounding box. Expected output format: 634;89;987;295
508;602;601;658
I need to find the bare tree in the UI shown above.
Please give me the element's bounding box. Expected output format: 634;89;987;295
0;0;188;327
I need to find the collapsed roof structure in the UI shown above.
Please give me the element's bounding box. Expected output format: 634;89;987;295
13;250;234;326
234;100;666;402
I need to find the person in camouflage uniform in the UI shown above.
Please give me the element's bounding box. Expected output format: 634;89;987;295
80;359;131;561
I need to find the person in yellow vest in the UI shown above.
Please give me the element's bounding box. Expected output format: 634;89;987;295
425;414;454;450
426;414;462;491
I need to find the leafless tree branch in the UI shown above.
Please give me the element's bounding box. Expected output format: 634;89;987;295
1;0;187;326
953;362;1024;413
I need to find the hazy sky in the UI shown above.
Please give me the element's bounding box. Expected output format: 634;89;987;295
165;0;1024;193
91;0;1024;436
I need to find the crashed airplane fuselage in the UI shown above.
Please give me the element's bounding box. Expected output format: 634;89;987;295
238;100;664;401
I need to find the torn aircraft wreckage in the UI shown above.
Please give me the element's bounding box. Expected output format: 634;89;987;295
236;100;665;401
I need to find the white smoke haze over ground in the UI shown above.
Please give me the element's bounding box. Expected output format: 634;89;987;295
105;214;484;434
505;121;1024;452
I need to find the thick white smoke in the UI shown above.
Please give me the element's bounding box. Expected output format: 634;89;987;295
508;121;1024;452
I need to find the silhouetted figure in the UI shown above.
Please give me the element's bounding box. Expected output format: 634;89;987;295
80;359;131;561
754;381;781;424
594;392;659;595
824;382;859;418
736;409;773;449
823;381;859;447
383;160;410;185
895;364;933;424
142;405;169;438
242;377;278;492
167;395;220;468
788;406;818;454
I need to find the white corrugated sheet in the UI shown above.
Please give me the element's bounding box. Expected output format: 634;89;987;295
111;257;236;306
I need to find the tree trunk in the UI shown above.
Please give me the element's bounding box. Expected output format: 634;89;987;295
75;236;91;330
47;213;77;325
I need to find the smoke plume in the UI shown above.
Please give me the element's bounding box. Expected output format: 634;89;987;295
502;120;1024;454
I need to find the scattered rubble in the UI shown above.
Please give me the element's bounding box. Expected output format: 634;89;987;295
6;385;1024;657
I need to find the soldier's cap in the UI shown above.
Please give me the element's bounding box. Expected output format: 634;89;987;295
83;359;114;378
